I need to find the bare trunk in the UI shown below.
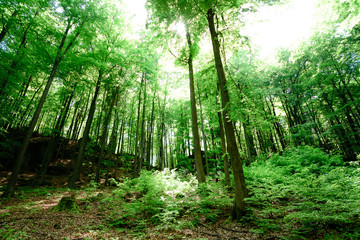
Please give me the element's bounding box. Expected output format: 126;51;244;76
196;81;210;175
69;71;102;189
2;59;61;196
186;26;206;183
95;88;117;183
207;8;247;218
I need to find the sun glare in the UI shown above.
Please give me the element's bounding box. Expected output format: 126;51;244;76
244;0;318;62
169;21;186;36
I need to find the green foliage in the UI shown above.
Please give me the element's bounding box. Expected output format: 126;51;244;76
244;146;360;239
175;154;194;172
109;169;232;232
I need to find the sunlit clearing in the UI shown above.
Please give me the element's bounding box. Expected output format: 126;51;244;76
244;0;318;62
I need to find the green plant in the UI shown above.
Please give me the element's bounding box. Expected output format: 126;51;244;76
243;146;360;238
109;169;231;233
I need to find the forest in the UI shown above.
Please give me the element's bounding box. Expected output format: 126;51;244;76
0;0;360;239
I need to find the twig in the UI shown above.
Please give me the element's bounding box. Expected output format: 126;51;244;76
220;225;251;233
193;229;221;238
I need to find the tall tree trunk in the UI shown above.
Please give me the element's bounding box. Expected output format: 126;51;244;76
186;26;206;183
217;108;230;187
95;91;107;146
2;58;61;196
40;88;74;184
207;8;247;218
139;78;147;173
196;81;210;175
69;71;102;189
95;88;118;183
133;74;144;177
146;93;156;169
243;119;256;165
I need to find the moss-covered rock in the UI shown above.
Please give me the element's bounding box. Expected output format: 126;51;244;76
52;195;79;212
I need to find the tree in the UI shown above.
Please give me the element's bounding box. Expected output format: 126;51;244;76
206;5;247;218
147;0;206;182
2;0;100;196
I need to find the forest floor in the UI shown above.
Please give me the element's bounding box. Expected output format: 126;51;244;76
0;165;290;240
0;182;276;240
1;146;359;240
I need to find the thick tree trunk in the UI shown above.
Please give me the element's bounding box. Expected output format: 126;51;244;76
207;8;247;218
186;26;206;183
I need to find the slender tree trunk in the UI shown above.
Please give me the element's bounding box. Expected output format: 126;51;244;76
217;108;230;187
207;8;247;218
243;120;256;165
73;94;91;140
95;90;107;145
196;81;210;175
18;83;43;127
105;91;120;185
69;71;102;189
186;26;206;183
139;78;147;173
95;88;118;183
146;93;156;169
133;74;144;177
2;58;61;196
40;88;74;184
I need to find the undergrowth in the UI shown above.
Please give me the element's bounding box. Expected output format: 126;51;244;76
244;146;360;239
106;169;232;233
1;146;359;239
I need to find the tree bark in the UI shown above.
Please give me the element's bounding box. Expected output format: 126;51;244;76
133;73;144;177
69;71;102;189
217;109;230;187
186;25;206;183
146;93;156;169
95;88;118;183
196;81;210;175
40;88;74;184
207;8;247;218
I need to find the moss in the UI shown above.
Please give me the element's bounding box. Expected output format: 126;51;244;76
52;195;79;212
